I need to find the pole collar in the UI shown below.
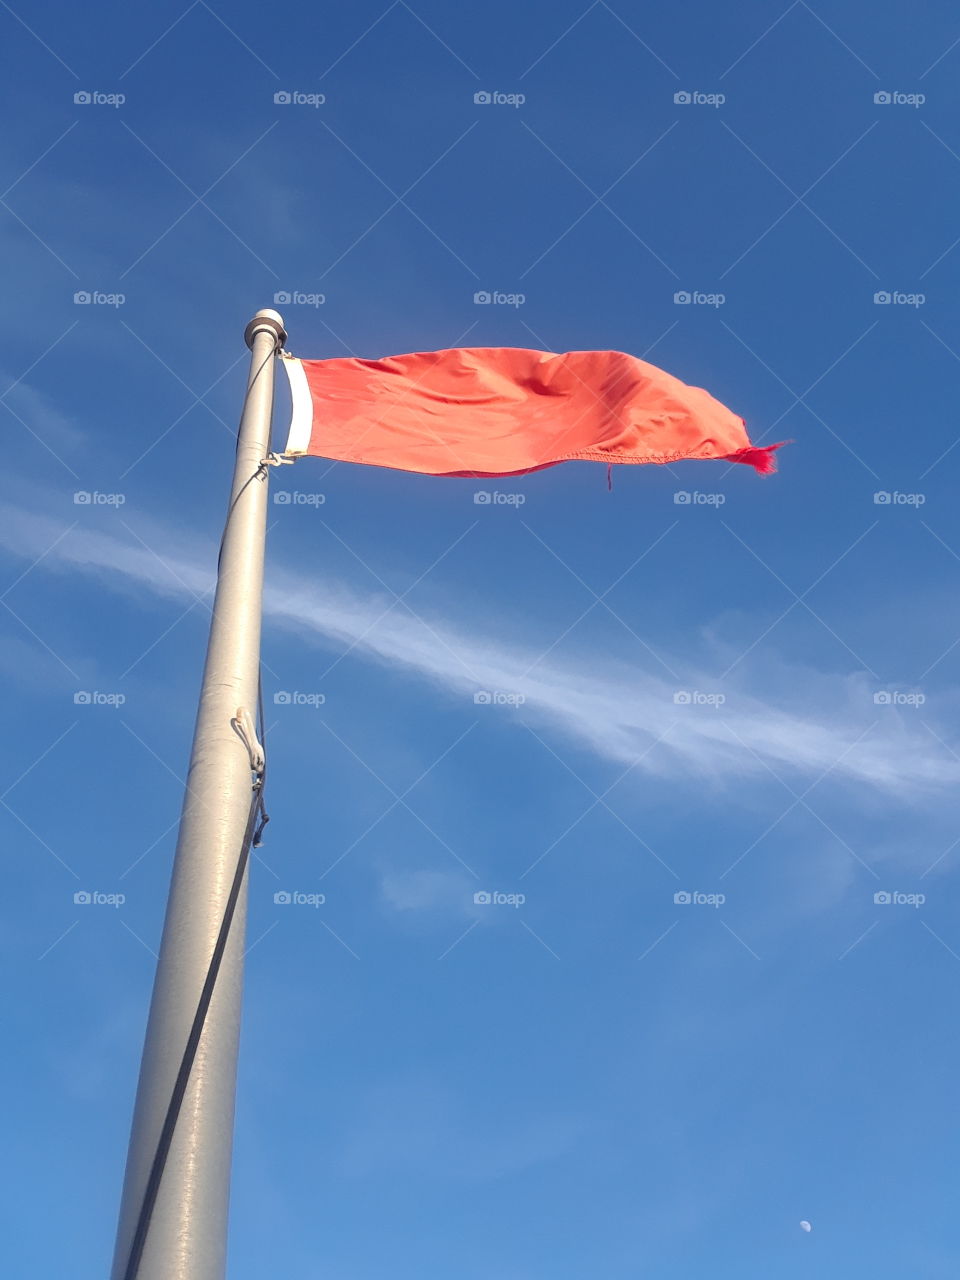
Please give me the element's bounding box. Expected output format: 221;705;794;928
245;309;286;350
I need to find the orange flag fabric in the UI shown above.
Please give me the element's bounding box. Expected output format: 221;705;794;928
280;347;781;478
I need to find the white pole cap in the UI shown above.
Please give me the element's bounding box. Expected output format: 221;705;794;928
245;308;286;349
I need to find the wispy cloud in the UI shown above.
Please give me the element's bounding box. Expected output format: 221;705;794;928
379;868;475;915
1;498;956;797
1;376;86;459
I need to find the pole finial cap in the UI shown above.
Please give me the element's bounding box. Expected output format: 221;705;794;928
245;309;286;350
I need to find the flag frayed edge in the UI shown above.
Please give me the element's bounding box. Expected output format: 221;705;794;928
289;441;789;476
723;442;788;474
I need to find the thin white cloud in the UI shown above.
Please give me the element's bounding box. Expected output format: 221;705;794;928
379;868;474;914
2;376;86;458
0;498;956;797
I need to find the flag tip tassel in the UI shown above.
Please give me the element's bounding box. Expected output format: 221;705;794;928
724;441;788;475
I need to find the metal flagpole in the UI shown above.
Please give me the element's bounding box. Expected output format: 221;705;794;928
110;308;286;1280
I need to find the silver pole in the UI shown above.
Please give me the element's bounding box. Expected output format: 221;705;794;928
110;309;286;1280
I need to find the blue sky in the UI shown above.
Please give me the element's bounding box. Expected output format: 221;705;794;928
2;0;960;1275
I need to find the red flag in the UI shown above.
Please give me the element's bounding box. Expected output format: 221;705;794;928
281;347;782;478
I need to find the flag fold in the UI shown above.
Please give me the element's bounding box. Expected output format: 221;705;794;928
281;347;782;478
